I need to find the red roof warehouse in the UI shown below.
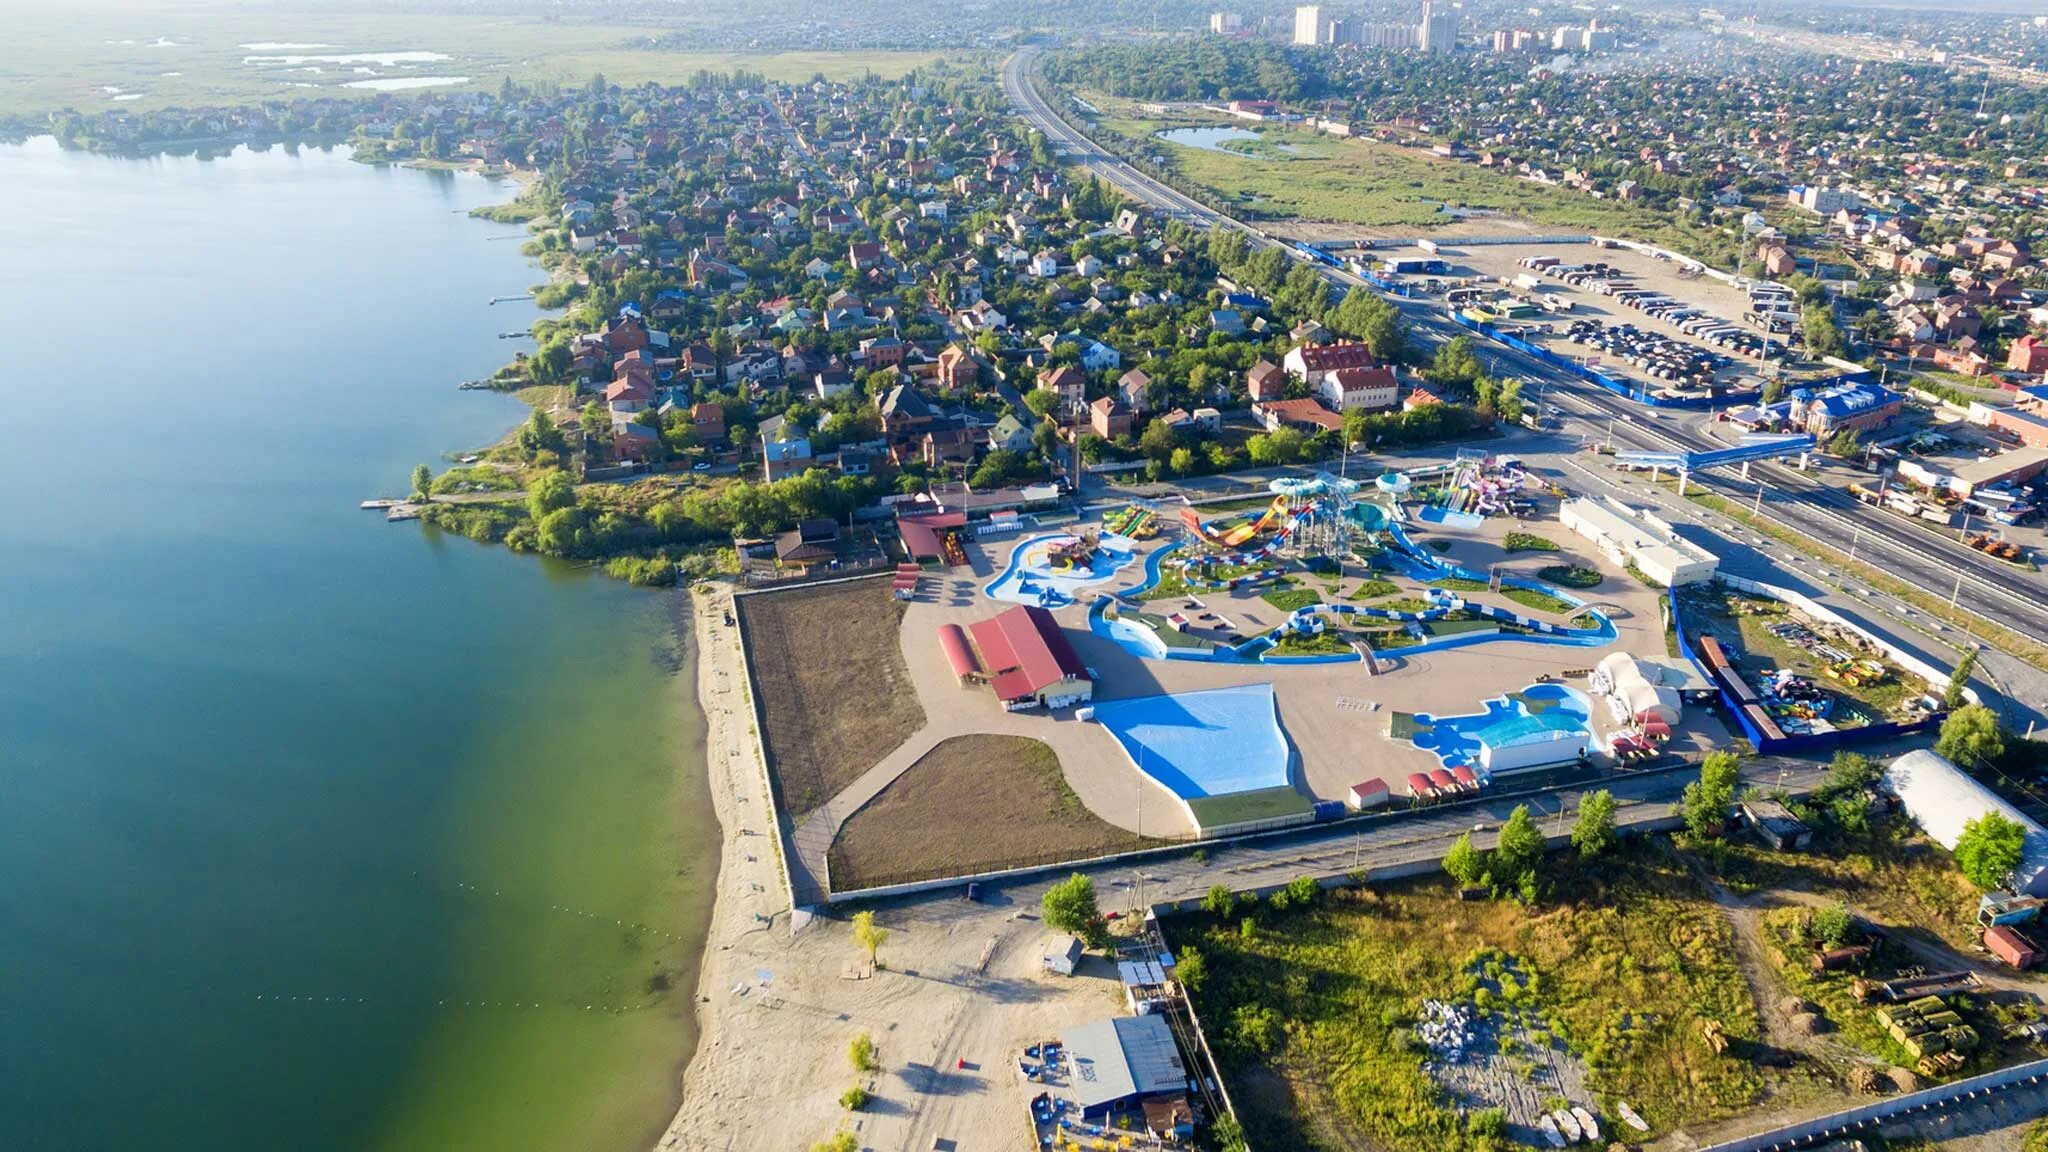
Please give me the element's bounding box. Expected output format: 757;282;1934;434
937;605;1094;710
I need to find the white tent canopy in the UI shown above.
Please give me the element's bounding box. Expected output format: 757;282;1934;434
1594;652;1681;727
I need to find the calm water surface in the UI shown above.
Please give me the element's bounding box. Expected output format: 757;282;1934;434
0;138;715;1152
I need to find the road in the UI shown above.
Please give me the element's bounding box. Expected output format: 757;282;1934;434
1000;48;2048;655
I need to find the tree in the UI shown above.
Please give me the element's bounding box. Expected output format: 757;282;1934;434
1809;901;1856;948
517;408;566;458
1175;945;1207;993
1683;750;1741;839
839;1084;869;1111
1327;288;1406;359
1493;804;1544;888
1571;790;1617;860
1282;874;1320;908
1247;426;1306;466
1945;649;1977;711
1443;832;1483;887
1826;428;1863;458
1936;704;2006;768
526;470;577;520
410;464;433;500
851;910;889;967
1043;873;1107;946
848;1032;879;1073
1203;884;1235;918
1955;811;2027;891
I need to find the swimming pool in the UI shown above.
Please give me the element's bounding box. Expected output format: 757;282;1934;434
984;532;1139;608
1404;683;1593;773
1089;684;1293;801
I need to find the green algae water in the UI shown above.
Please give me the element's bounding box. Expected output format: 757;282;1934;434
0;138;717;1152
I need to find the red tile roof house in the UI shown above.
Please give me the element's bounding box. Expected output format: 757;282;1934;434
1090;396;1132;440
2010;334;2048;375
936;605;1094;710
1253;397;1345;433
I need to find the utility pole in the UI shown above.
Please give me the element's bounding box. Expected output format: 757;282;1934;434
1951;570;1964;610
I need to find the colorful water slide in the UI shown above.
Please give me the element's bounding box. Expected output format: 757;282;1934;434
1219;497;1289;547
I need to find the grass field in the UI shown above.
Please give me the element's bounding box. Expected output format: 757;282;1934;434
737;578;925;824
1;1;942;118
1082;94;1712;240
1177;843;1770;1152
1692;825;1981;952
826;735;1155;891
1501;587;1579;615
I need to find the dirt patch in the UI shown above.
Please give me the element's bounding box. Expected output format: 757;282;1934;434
738;577;925;823
828;734;1157;891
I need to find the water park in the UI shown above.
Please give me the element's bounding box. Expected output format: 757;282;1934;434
1078;468;1618;667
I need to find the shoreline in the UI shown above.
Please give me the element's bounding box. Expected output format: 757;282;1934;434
658;581;788;1150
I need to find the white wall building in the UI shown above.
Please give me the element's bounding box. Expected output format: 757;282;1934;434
1293;5;1325;45
1560;497;1718;586
1209;11;1244;34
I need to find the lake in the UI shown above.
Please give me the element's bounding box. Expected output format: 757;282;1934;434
1155;125;1299;155
0;138;716;1152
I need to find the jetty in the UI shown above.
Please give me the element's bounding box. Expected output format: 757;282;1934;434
360;499;402;510
488;293;533;305
386;504;423;522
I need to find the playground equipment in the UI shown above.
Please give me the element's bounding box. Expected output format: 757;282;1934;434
1044;532;1100;573
1102;503;1159;539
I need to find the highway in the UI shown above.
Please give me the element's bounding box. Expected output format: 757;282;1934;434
1000;48;2048;652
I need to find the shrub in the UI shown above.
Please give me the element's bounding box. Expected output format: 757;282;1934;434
839;1085;869;1111
1537;564;1602;589
848;1032;878;1073
1504;532;1560;553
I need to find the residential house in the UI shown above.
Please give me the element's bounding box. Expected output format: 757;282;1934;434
988;413;1034;454
1090;397;1132;440
1117;369;1152;414
760;414;815;480
1247;359;1287;403
936;344;979;391
2010;335;2048;375
690;402;728;450
1080;340;1121;373
1036;365;1087;412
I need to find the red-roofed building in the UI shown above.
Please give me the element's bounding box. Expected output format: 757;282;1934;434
960;605;1093;709
1253;397;1345;433
1283;341;1379;388
2011;334;2048;375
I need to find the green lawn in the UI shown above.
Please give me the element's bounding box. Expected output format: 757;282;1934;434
1504;532;1561;553
1346;578;1401;600
1501;587;1578;615
1428;577;1490;593
1261;588;1324;612
1538;564;1603;590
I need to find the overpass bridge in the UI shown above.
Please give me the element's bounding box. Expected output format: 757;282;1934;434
1613;434;1817;494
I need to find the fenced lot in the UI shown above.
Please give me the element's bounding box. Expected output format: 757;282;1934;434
736;577;925;823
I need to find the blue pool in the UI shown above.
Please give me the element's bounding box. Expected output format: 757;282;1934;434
1407;683;1592;770
985;532;1138;608
1089;684;1293;800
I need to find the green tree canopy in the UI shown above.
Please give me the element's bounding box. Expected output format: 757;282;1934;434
1571;790;1617;860
1936;704;2006;768
1042;873;1107;946
1443;831;1483;887
1955;811;2027;891
1682;750;1741;839
1492;804;1544;887
526;470;577;520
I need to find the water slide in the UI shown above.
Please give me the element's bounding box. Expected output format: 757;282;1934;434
1217;496;1289;547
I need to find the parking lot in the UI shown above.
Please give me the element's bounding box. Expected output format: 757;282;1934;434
1374;240;1788;398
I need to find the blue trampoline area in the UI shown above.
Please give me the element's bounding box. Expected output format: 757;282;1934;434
1088;684;1293;801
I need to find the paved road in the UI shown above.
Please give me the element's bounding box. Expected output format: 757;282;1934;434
1000;48;2048;653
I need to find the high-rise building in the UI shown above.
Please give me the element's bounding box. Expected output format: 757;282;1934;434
1293;5;1325;46
1208;12;1244;34
1418;1;1457;53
